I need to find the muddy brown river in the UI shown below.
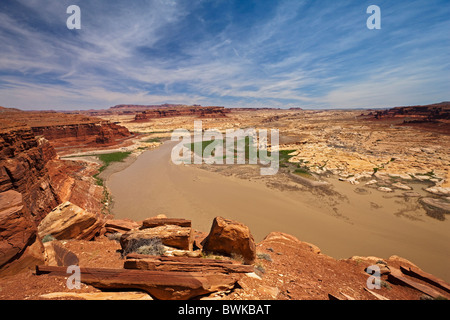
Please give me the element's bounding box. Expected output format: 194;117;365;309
107;141;450;282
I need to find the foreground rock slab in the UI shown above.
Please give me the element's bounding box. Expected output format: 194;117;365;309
202;216;256;265
40;291;153;300
388;267;449;299
124;253;254;274
141;217;192;229
36;265;240;300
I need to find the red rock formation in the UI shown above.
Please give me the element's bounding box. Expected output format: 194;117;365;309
46;159;104;217
134;106;230;121
370;102;450;121
32;121;132;150
0;126;59;223
201;216;256;265
364;102;450;135
0;190;45;277
37;201;104;241
0;108;133;152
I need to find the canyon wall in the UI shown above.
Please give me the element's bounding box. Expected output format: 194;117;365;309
0;109;126;276
0;126;60;276
134;106;230;121
31;121;132;149
0;126;60;224
370;102;450;121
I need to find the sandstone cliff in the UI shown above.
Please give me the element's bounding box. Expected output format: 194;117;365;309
0;108;133;153
0;125;59;223
0;110;120;276
134;106;230;121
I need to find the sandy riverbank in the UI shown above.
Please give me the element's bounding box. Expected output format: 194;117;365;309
106;141;450;282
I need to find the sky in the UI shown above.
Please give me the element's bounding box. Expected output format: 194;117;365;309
0;0;449;110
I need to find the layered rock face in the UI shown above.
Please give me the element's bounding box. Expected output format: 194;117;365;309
0;108;132;152
0;190;45;277
134;106;230;121
46;159;104;216
371;102;450;121
31;121;131;149
0;126;59;223
0;114;111;276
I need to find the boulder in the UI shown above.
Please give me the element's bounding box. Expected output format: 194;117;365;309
0;190;45;276
120;224;193;253
201;217;256;265
37;202;103;241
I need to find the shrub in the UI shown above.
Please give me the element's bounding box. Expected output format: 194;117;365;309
107;232;122;241
121;237;165;258
42;234;56;243
254;263;266;276
257;252;272;262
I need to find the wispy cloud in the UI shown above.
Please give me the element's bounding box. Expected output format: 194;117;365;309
0;0;449;110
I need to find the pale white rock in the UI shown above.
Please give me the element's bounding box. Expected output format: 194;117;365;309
425;187;450;196
391;182;412;190
245;272;262;280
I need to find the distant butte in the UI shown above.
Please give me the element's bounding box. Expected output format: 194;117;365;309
362;101;450;135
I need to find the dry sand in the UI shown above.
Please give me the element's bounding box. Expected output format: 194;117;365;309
107;141;450;282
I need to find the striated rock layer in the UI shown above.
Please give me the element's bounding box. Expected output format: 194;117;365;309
0;190;45;277
0;126;59;223
134;106;230;121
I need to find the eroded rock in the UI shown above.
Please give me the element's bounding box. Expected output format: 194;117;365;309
202;217;256;265
37;202;103;241
0;190;45;276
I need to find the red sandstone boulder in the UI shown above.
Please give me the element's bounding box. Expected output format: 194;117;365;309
201;217;256;265
37;202;103;241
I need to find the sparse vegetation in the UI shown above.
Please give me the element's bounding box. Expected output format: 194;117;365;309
121;237;165;258
144;137;162;143
231;252;245;263
257;252;272;262
41;234;56;243
380;280;392;290
93;151;132;186
254;263;266;276
293;167;314;179
107;232;122;242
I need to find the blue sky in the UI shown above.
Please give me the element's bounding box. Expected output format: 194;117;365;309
0;0;449;110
